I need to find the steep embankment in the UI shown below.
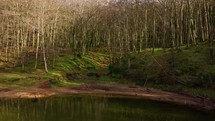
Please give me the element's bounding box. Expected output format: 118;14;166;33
109;43;215;99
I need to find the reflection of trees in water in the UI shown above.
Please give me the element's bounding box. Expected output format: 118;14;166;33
0;96;107;121
0;96;214;121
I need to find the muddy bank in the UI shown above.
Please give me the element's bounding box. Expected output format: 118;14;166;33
0;83;215;111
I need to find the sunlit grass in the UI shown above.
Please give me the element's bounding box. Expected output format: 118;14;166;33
54;51;109;72
0;51;111;88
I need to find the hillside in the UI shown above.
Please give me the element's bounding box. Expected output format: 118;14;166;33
0;43;214;100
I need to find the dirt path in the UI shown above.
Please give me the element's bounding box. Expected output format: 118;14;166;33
0;82;215;111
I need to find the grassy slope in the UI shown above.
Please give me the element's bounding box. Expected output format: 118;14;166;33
109;43;215;99
0;52;112;88
0;43;214;99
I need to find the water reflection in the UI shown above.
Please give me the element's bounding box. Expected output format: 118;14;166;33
0;95;214;121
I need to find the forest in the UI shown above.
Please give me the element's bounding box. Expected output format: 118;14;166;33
0;0;214;70
0;0;215;121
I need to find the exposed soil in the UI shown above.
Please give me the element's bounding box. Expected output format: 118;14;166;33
0;82;215;111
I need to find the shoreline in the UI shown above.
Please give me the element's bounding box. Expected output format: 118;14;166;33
0;83;215;111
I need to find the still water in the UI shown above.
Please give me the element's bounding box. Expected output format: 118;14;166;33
0;95;214;121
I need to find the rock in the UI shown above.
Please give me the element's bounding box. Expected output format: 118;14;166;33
66;73;73;80
66;72;81;80
87;72;100;78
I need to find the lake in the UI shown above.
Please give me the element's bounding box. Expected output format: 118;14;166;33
0;95;214;121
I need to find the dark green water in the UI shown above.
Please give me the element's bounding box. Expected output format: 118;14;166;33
0;95;214;121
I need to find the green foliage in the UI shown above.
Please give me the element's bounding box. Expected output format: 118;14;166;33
171;44;215;87
109;59;129;77
109;43;215;88
0;52;110;88
55;52;109;72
